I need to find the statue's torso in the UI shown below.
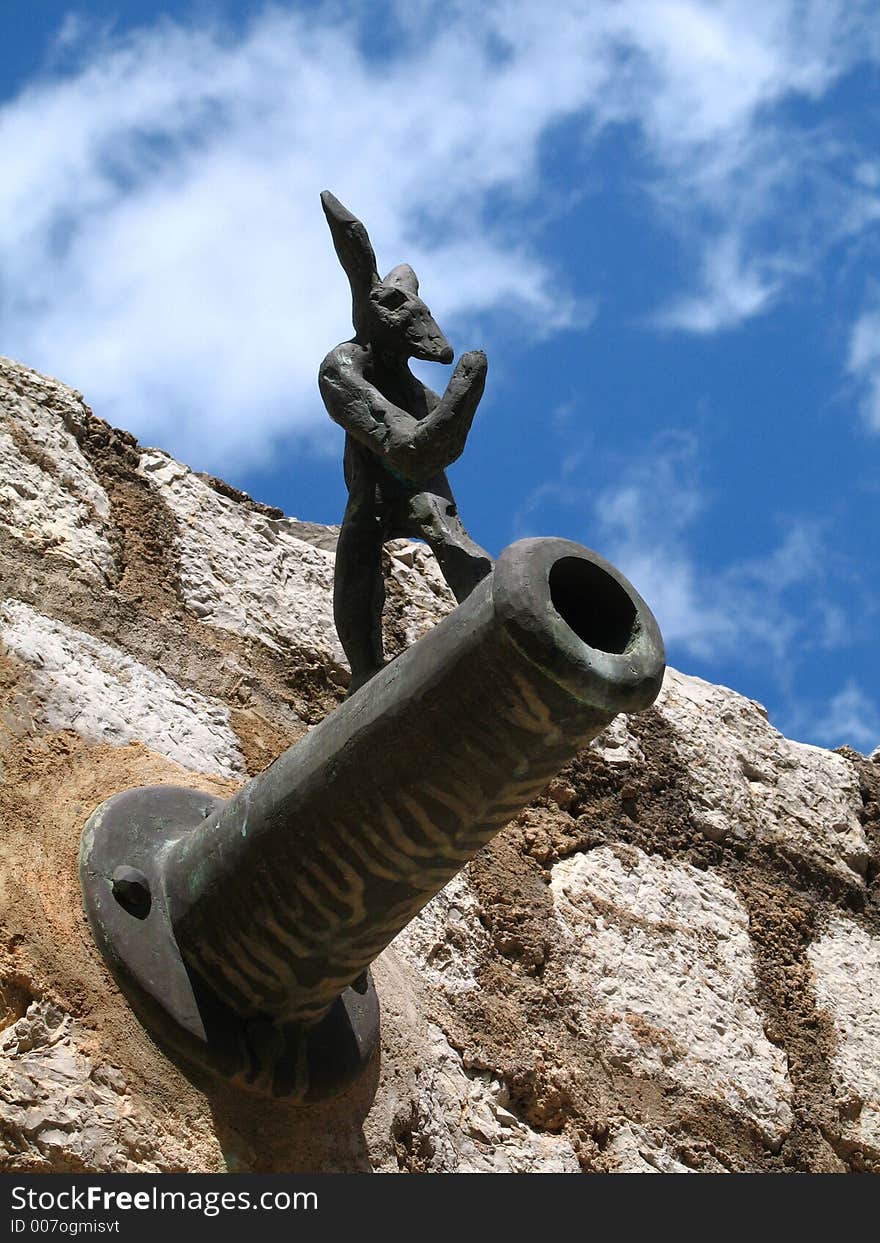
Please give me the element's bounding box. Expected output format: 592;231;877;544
335;343;446;500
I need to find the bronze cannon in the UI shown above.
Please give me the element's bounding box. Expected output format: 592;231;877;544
80;536;664;1101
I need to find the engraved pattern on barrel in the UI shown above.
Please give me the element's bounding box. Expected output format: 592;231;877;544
162;537;665;1025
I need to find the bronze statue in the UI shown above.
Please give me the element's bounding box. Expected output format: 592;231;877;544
318;191;492;692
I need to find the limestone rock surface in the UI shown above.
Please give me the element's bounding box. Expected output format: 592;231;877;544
551;846;793;1147
2;354;878;1174
0;599;245;778
808;916;880;1159
137;448;454;666
0;365;114;581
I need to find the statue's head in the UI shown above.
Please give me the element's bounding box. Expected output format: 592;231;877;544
320;191;453;364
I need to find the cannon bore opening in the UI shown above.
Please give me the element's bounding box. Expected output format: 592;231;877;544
548;556;638;655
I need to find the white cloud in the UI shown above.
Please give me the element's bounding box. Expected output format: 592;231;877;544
812;681;880;753
0;2;877;467
848;304;880;432
586;434;842;672
515;423;875;748
653;234;779;333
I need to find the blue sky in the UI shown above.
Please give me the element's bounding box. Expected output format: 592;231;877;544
1;1;878;752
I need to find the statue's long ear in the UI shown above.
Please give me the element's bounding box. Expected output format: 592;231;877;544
384;263;419;295
320;191;379;299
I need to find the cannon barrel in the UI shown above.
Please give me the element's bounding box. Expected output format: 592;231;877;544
80;537;665;1100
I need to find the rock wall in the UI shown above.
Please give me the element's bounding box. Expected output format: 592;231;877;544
1;354;878;1173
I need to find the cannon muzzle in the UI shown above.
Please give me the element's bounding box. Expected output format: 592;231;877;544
80;538;664;1100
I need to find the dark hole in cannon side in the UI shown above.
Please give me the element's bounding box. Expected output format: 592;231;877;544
549;557;638;655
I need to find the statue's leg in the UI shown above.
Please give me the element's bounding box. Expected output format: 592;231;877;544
334;492;386;693
401;479;493;604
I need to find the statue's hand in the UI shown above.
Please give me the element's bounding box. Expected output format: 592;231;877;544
441;351;487;418
410;350;486;473
376;351;488;483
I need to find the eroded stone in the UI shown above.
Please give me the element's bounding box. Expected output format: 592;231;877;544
137;451;454;666
808;915;880;1157
551;845;793;1147
0;1002;210;1173
388;1022;580;1173
0;600;245;777
657;669;869;883
0;358;114;581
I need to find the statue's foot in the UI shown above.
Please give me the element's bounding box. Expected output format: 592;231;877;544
346;665;385;697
